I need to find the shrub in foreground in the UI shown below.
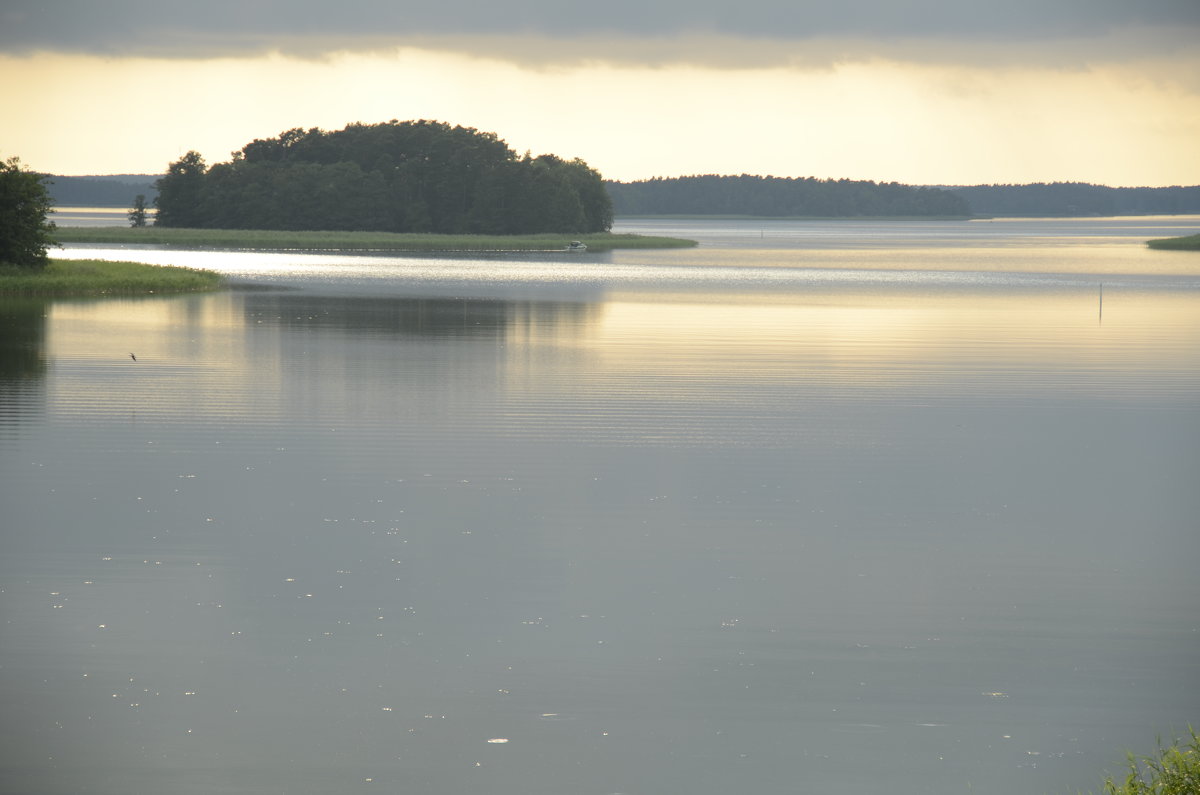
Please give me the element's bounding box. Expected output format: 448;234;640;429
1101;730;1199;795
0;156;57;269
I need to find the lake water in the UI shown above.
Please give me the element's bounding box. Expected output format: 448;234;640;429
2;217;1199;795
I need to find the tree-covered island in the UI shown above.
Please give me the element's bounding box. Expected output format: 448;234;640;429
154;120;614;235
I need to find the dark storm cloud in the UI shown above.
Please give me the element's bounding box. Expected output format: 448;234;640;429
3;0;1197;64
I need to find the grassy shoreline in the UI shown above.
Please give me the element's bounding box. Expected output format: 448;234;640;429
52;227;697;252
0;259;224;297
1147;233;1200;250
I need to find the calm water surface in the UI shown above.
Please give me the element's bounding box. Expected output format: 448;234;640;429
2;217;1198;795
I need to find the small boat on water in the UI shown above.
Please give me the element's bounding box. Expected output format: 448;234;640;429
566;241;587;252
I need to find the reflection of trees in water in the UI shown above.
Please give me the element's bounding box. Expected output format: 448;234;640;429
241;294;598;340
0;299;48;377
0;299;48;423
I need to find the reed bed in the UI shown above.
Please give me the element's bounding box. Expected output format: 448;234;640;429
0;259;223;296
1147;233;1200;250
52;227;697;252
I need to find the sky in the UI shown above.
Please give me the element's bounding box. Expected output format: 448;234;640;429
2;0;1199;186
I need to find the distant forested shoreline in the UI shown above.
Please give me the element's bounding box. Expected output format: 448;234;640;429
939;183;1200;217
44;166;1200;222
605;175;1200;218
606;175;970;217
44;174;156;207
152;121;613;235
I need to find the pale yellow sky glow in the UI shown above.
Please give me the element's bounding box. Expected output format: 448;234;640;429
5;46;1199;185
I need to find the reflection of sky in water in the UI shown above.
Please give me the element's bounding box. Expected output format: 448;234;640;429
39;283;1200;431
4;218;1200;795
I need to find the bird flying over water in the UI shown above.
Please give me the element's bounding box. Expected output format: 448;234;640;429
129;353;137;361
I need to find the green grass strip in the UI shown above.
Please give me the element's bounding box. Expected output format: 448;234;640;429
0;259;224;297
1147;233;1200;250
52;227;697;252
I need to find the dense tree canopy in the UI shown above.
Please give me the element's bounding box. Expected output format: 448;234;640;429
153;120;613;234
0;157;56;269
605;174;970;217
